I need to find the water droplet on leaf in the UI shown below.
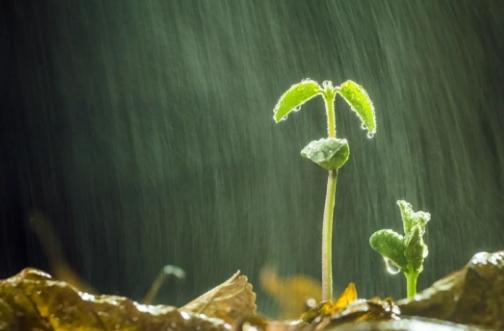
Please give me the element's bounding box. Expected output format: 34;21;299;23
322;80;333;89
276;114;288;122
367;132;375;139
384;257;401;275
422;247;429;258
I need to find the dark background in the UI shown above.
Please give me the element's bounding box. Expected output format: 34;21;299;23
1;0;503;314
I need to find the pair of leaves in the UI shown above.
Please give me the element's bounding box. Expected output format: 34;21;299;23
272;79;375;171
369;200;431;274
272;79;376;136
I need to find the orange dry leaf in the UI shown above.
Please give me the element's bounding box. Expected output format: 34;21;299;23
320;283;357;315
302;283;357;322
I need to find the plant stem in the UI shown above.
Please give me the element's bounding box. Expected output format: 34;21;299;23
405;271;419;299
321;87;337;301
321;169;337;301
325;89;336;138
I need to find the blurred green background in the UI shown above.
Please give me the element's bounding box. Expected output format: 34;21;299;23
1;1;503;314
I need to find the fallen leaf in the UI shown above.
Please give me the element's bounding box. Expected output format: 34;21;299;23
182;271;257;324
321;283;358;315
0;268;230;331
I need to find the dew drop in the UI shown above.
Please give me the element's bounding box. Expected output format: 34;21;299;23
384;257;401;275
423;247;429;258
276;114;288;122
292;106;301;112
367;131;375;139
322;80;333;89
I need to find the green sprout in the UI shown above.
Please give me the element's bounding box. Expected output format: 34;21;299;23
369;200;431;298
272;79;376;301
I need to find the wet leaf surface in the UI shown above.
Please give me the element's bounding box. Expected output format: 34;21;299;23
272;80;322;123
336;80;376;136
300;138;350;170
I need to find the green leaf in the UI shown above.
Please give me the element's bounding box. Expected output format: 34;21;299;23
404;225;428;273
337;80;376;136
273;79;322;123
397;200;431;236
369;229;408;269
300;138;350;170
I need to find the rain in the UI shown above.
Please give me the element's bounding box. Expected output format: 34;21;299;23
1;0;503;317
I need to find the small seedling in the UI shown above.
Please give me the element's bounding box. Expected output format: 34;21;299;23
369;200;431;298
272;79;376;301
143;265;186;304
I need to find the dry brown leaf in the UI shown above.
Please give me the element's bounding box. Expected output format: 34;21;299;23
0;268;230;331
182;271;257;324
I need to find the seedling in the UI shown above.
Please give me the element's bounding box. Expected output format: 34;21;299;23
273;79;376;301
369;200;431;298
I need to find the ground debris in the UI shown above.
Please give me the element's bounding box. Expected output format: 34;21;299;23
1;251;503;331
306;298;400;331
0;268;240;331
399;251;504;330
322;318;489;331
